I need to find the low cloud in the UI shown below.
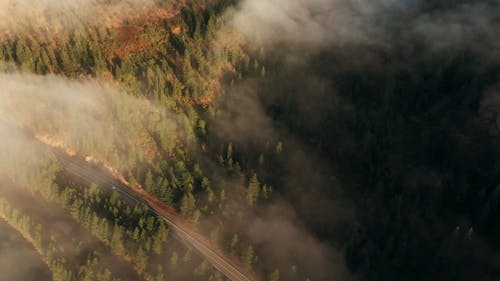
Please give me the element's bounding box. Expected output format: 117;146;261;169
0;72;189;173
230;0;375;47
231;0;500;56
0;0;164;35
220;0;500;280
248;202;352;281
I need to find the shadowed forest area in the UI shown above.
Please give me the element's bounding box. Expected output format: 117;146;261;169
0;1;499;281
0;219;52;281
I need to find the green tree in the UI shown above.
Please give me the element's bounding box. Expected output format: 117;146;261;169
269;269;280;281
242;245;254;269
110;224;125;255
145;169;154;192
180;192;196;216
135;247;148;273
247;173;260;205
170;251;178;267
156;265;165;281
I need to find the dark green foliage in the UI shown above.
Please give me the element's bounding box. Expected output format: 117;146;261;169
0;2;258;280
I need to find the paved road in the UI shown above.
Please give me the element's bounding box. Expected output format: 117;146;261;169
53;150;260;281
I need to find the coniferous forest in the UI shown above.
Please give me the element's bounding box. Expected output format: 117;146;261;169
0;1;499;281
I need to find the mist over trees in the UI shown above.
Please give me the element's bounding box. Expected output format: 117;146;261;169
0;1;499;281
227;0;500;280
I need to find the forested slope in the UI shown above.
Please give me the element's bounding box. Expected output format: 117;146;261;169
1;1;500;281
0;1;291;281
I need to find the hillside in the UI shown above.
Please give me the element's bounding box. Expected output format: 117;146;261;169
1;1;500;281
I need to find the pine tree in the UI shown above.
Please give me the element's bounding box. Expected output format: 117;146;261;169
180;192;196;216
111;224;125;255
242;245;254;269
153;234;163;255
135;247;148;273
132;227;140;242
269;269;280;281
246;173;260;205
170;251;178;267
145;169;154;192
156;265;165;281
230;234;239;255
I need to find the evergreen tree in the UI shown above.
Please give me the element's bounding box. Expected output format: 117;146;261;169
246;173;260;205
269;269;280;281
111;223;125;255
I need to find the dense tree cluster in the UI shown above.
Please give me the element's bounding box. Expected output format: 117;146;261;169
0;1;294;280
0;195;121;281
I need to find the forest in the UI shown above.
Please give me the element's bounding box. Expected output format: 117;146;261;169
0;0;499;281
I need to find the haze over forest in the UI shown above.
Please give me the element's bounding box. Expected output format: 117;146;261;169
0;1;499;281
